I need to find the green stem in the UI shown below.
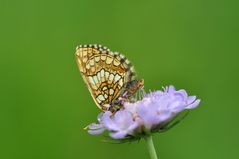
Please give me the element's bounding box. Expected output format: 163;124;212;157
144;135;158;159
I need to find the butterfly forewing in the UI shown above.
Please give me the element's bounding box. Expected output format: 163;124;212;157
76;44;136;111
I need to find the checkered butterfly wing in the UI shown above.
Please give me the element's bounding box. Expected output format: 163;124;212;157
76;44;136;111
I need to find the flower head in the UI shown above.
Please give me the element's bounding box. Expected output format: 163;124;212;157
86;85;200;140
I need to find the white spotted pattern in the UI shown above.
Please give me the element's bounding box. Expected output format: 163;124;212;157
76;44;139;111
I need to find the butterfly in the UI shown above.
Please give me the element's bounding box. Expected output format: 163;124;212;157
75;44;144;112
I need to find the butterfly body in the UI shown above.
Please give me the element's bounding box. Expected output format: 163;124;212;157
76;44;143;112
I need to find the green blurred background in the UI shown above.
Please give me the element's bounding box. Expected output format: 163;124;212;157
1;0;239;159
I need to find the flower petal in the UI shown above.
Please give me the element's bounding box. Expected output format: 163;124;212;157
168;85;176;93
157;110;173;122
124;102;138;115
88;128;105;135
101;111;119;131
110;131;128;139
177;89;188;98
88;123;104;130
187;96;196;104
137;105;160;130
113;110;133;126
127;121;140;133
186;99;201;109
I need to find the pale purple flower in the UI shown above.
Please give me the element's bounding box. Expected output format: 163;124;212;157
134;86;200;130
86;85;200;140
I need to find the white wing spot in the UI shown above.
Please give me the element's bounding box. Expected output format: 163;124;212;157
101;55;106;60
97;94;105;101
96;98;102;103
109;52;114;56
106;56;113;64
100;69;105;77
95;56;100;62
120;54;125;59
86;64;90;69
88;76;95;85
119;79;123;87
109;89;114;95
109;74;114;81
104;94;108;99
103;104;111;108
114;74;121;83
93;76;99;84
125;59;130;64
97;71;101;81
105;71;109;79
113;59;120;66
90;59;94;66
109;74;114;84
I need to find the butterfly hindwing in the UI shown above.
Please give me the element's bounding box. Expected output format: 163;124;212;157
76;44;137;111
